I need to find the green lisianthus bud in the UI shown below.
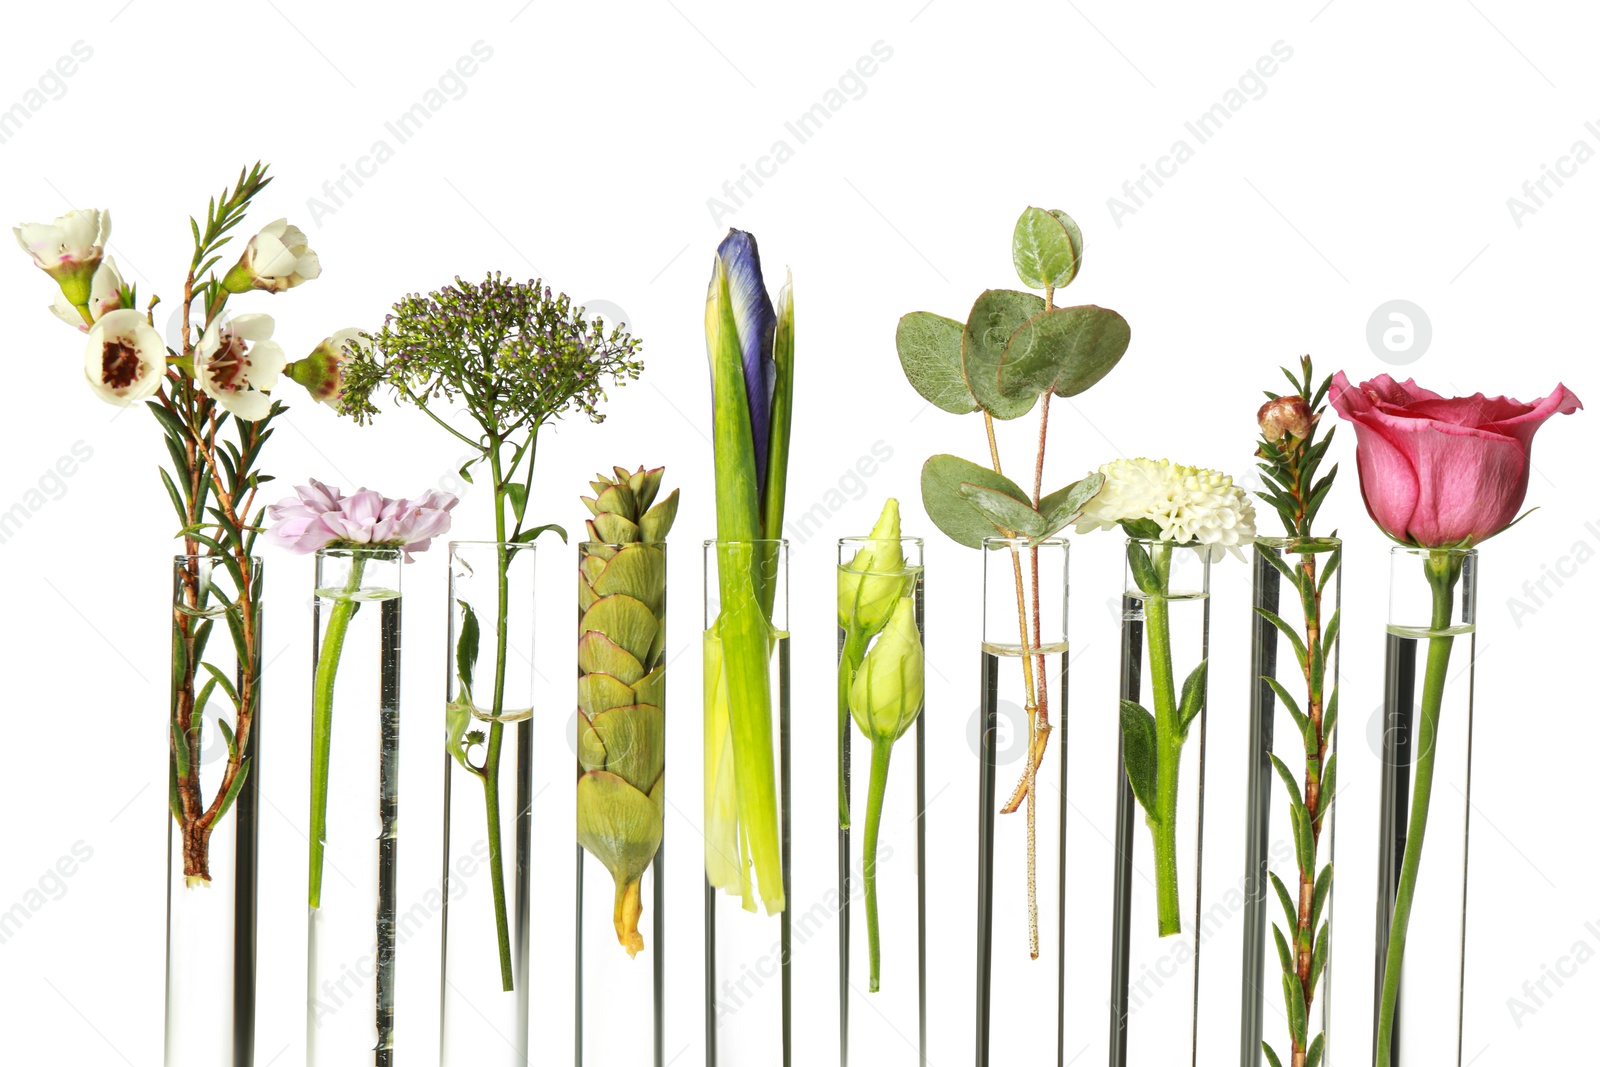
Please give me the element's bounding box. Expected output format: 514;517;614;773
848;596;924;744
838;497;908;634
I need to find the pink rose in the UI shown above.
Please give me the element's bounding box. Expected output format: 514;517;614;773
1328;372;1582;547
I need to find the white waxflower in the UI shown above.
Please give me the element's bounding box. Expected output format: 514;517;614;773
222;218;320;293
50;257;124;330
1076;457;1257;561
15;208;111;306
83;308;166;406
196;313;287;420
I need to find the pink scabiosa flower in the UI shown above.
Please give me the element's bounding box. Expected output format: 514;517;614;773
285;329;363;407
265;478;458;561
196;313;286;421
1328;372;1583;547
15;208;110;308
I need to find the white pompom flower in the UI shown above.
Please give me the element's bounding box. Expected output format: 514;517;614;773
1075;457;1256;561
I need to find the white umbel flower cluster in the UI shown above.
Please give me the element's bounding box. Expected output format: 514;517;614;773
1076;457;1256;561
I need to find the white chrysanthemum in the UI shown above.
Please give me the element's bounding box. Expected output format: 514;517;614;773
1076;457;1256;561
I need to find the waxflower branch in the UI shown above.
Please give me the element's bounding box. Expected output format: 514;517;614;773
339;273;643;990
1252;356;1339;1067
895;206;1128;958
15;163;344;885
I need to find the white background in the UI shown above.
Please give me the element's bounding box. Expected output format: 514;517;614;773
0;1;1594;1064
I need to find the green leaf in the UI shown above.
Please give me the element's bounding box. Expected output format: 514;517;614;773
1322;609;1340;658
1011;206;1083;290
1255;606;1309;669
920;455;1033;549
961;289;1044;421
1317;755;1336;831
455;599;480;696
1283;972;1308;1049
514;522;567;544
896;311;977;414
1261;1042;1285;1067
457;459;476;485
199;662;239;707
1178;659;1207;734
1269;870;1297;934
1270;752;1304;808
171;719;192;781
956;481;1045;538
1310;921;1329;999
1290;799;1315;876
1125;540;1162;598
1118;699;1159;817
1263;674;1305;726
216;717;237;759
1311;863;1333;932
998;304;1131;400
1272;922;1293;975
213;757;251;824
1034;472;1104;543
1305;1032;1325;1067
506;482;528;524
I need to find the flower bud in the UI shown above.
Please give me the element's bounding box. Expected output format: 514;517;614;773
1258;395;1315;443
838;497;908;634
848;596;925;744
222;218;320;293
286;329;362;406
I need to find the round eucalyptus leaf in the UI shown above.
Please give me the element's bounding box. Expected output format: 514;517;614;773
1012;207;1083;290
999;304;1131;400
921;454;1032;548
957;482;1046;538
896;311;977;414
963;289;1044;421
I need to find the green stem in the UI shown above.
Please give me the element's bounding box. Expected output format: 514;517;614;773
480;445;515;992
863;737;892;992
309;553;368;909
1375;553;1459;1066
1145;543;1183;937
838;628;868;830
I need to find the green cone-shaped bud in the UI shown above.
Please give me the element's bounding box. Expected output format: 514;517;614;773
838;497;909;635
849;596;925;744
577;464;677;958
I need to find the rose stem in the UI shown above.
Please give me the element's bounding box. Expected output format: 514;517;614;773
1375;554;1458;1066
309;553;367;908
